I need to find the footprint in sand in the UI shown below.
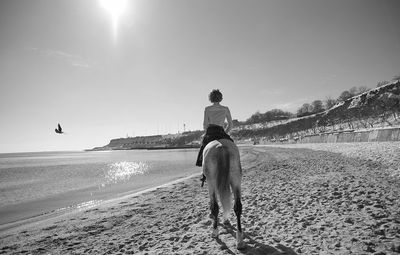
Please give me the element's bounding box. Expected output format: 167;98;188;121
103;222;113;229
42;225;58;231
169;227;180;232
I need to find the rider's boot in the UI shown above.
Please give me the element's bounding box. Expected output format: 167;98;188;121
200;174;206;187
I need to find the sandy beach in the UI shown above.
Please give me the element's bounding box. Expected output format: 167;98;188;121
1;142;400;254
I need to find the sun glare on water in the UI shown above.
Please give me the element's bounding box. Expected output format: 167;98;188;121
99;0;128;42
105;161;149;184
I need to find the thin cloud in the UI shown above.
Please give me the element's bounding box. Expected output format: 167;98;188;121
272;102;299;111
30;48;96;69
273;98;311;112
319;74;338;87
260;88;282;96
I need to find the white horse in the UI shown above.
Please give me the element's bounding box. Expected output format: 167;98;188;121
202;139;245;249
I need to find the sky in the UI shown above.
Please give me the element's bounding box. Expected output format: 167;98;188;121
1;0;400;153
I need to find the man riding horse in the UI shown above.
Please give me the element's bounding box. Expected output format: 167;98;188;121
196;89;234;186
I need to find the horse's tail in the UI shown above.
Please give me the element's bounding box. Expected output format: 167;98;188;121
216;144;232;220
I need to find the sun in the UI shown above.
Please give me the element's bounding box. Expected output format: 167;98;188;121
99;0;128;42
100;0;127;18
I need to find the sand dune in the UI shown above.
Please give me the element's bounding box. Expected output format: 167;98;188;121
1;142;400;254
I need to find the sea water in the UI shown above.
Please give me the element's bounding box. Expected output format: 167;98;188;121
0;149;200;227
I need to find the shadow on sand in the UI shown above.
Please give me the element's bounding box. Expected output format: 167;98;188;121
215;221;299;255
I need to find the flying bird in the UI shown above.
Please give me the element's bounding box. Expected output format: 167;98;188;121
55;123;64;134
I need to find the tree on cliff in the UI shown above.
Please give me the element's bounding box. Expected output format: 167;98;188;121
338;90;352;102
245;109;293;125
324;97;337;110
377;81;390;87
232;119;241;127
297;103;312;116
311;100;324;113
246;111;262;124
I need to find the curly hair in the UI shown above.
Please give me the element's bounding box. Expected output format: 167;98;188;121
209;89;223;103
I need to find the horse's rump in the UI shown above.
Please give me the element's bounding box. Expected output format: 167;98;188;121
203;139;240;219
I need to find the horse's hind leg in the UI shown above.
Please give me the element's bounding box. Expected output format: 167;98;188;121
210;192;219;237
233;188;245;249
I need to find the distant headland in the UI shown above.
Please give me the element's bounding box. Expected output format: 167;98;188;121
86;132;202;151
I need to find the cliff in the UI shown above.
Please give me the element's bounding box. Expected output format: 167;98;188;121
88;132;203;151
232;80;400;140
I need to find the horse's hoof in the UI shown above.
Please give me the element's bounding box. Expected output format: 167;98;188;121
237;241;246;250
212;228;218;237
236;231;245;249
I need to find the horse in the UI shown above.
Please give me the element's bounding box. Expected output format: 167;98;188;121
202;139;245;249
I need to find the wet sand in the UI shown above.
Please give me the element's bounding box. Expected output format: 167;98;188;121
1;142;399;254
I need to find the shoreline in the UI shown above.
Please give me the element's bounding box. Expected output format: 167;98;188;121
0;172;201;233
86;145;201;152
1;143;399;254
